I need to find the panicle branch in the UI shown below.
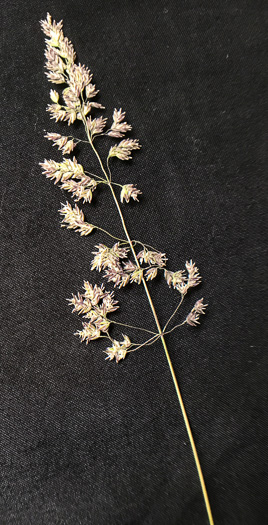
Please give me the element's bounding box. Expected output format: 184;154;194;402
70;282;118;344
104;335;131;363
41;12;104;126
59;202;94;235
87;116;107;139
108;139;141;161
164;260;201;295
44;131;76;155
107;108;132;138
91;243;129;272
186;298;208;326
40;157;97;203
120;184;142;203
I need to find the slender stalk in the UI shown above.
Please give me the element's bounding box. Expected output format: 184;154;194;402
163;320;186;335
111;320;157;335
82;115;214;525
132;239;162;253
158;336;214;525
94;225;126;243
128;333;161;352
163;295;184;332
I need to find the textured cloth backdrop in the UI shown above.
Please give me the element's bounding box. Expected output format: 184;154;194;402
1;1;267;524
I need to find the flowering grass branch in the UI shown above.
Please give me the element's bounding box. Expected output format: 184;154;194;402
39;13;214;524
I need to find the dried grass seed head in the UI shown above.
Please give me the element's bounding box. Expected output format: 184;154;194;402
40;14;208;363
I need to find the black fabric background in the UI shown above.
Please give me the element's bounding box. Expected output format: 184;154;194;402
1;1;267;524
